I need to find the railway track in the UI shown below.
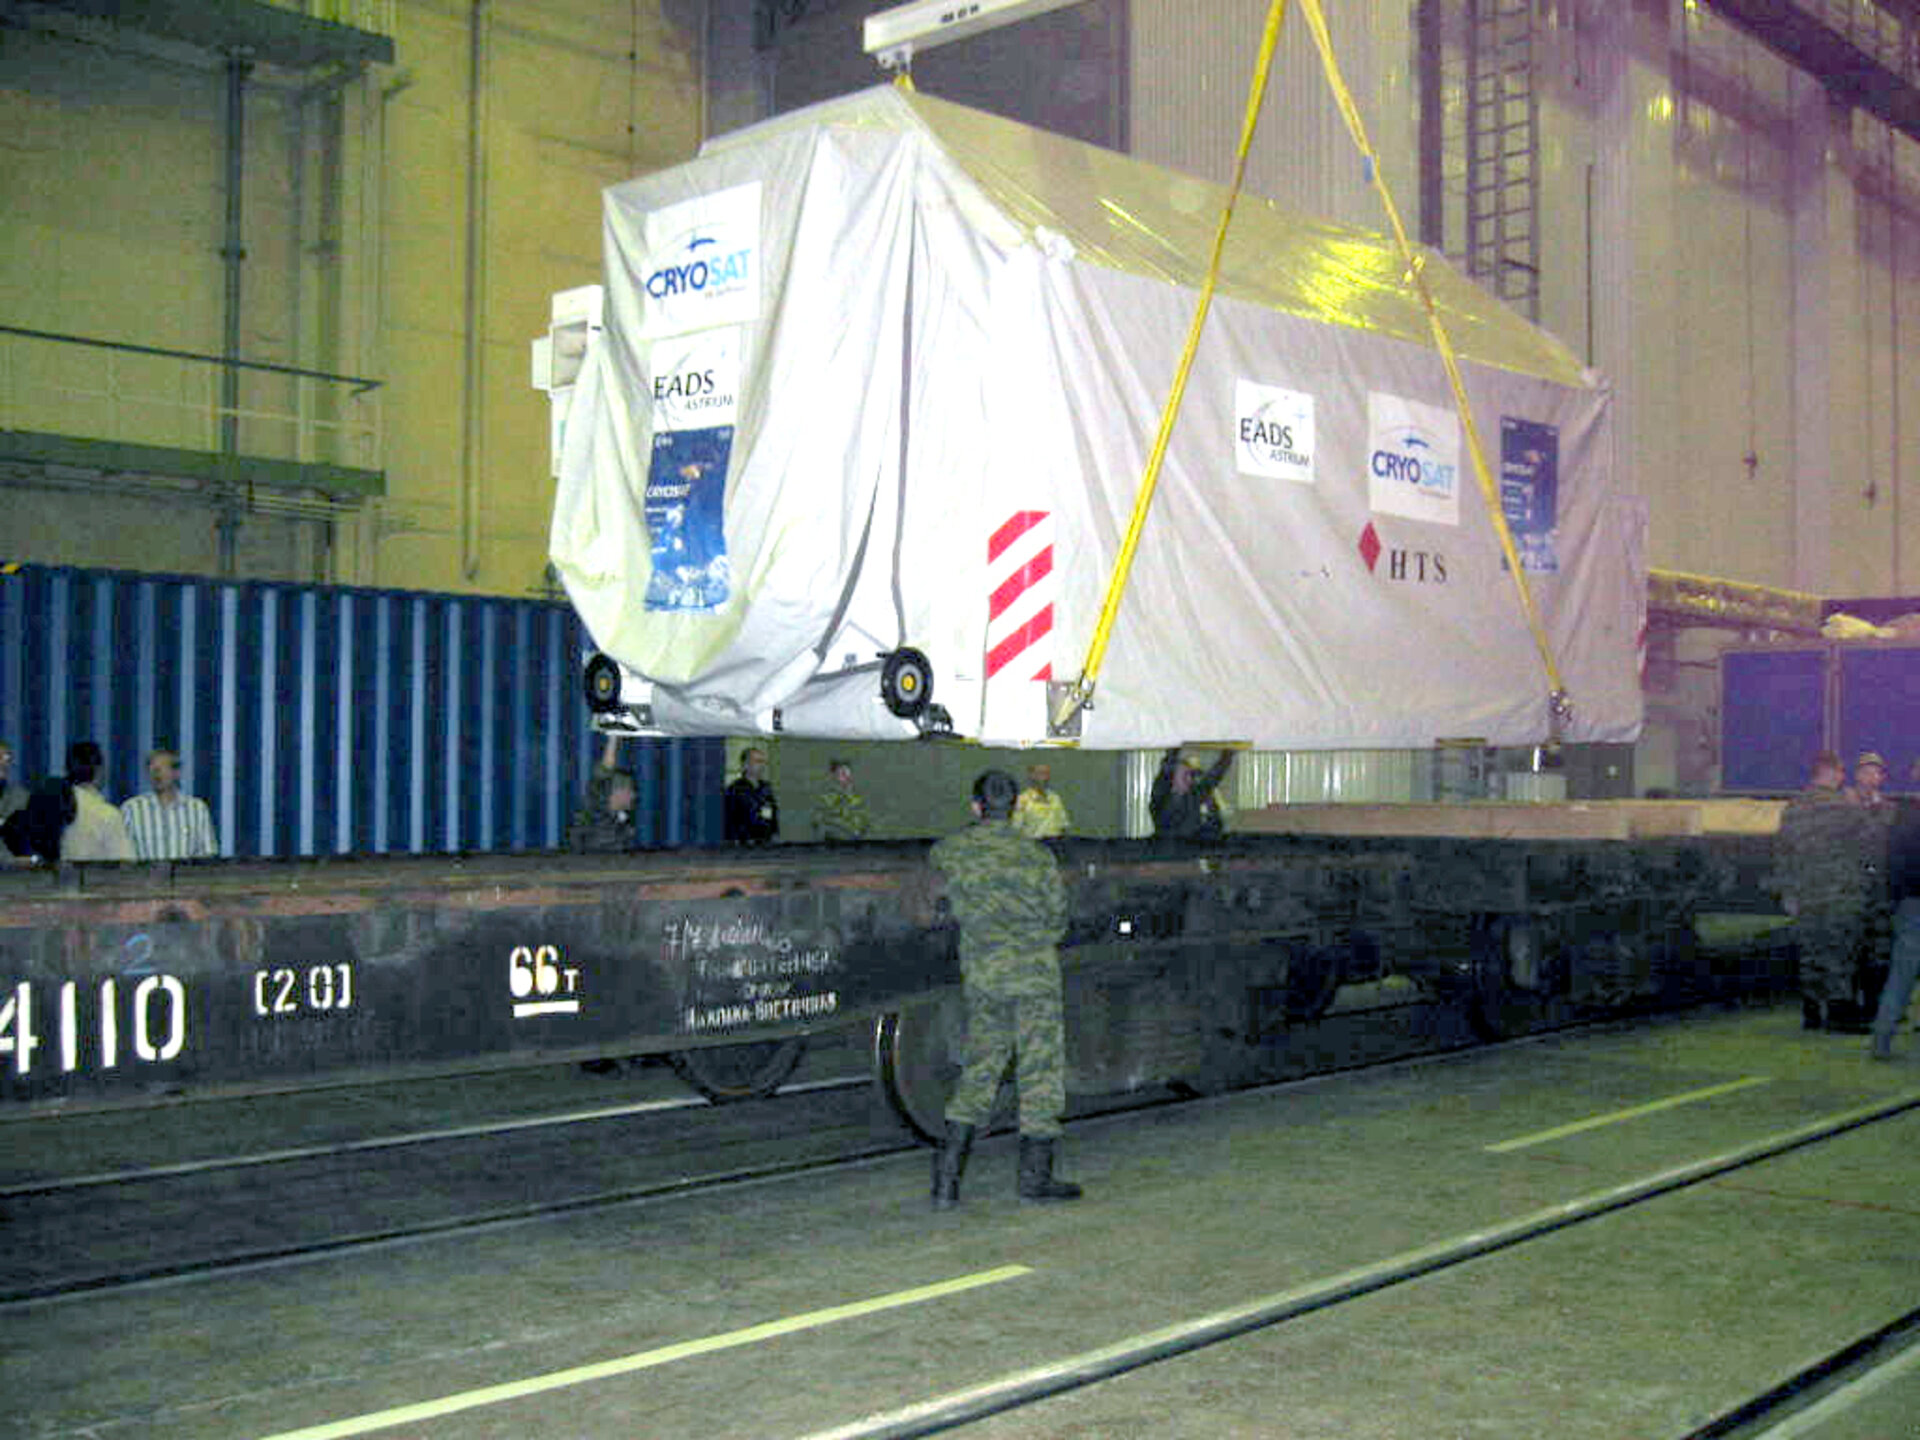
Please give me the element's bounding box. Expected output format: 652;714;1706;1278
792;1080;1920;1440
0;985;1800;1312
7;1001;1917;1440
0;1069;896;1306
0;982;1547;1306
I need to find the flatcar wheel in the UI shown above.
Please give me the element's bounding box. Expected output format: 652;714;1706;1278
584;652;623;713
872;992;1016;1144
1468;914;1551;1040
669;1037;807;1103
1283;942;1344;1022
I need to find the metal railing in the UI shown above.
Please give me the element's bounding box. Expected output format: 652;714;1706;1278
260;0;398;38
1804;0;1920;85
0;325;382;480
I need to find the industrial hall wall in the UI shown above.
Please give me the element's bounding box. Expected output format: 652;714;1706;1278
0;0;706;597
1120;0;1920;602
730;2;1920;604
0;562;725;856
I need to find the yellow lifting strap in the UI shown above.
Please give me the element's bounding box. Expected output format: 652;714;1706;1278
1049;0;1293;735
1055;0;1570;740
1296;0;1567;728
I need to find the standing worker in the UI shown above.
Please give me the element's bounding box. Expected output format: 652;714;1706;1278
0;740;25;827
1775;750;1878;1030
121;747;220;860
1013;762;1069;839
1150;745;1234;841
1870;796;1920;1061
1847;751;1896;813
567;736;637;852
928;769;1082;1208
724;746;779;846
813;758;870;842
1849;751;1899;1005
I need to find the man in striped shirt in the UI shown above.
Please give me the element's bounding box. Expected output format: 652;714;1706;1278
121;748;218;860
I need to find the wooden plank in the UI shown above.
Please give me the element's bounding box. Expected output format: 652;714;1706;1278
1239;803;1634;841
1237;798;1789;841
1597;799;1785;837
1692;799;1787;835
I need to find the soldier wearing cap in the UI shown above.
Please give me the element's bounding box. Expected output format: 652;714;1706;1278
1848;751;1895;813
1150;745;1234;842
927;769;1081;1208
1775;750;1880;1030
1849;751;1899;1015
813;758;870;843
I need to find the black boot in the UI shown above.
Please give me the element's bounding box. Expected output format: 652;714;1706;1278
931;1120;974;1210
1017;1135;1082;1202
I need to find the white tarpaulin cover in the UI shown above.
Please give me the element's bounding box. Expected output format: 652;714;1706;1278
550;85;1644;749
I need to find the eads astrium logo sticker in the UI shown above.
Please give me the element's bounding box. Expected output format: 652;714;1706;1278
1235;380;1315;483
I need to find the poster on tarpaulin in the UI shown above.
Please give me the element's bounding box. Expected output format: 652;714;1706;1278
644;327;742;612
1500;416;1560;573
644;426;733;611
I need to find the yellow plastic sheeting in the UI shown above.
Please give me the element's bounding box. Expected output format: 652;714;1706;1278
905;92;1588;389
707;86;1590;389
1646;569;1824;633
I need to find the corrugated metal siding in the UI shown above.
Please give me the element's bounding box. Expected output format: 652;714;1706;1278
1129;0;1413;234
0;564;722;855
1120;746;1421;834
1234;749;1423;806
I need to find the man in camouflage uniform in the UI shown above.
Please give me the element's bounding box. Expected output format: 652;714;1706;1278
813;758;871;842
1869;796;1920;1060
1776;751;1880;1030
1850;752;1899;1011
928;769;1081;1207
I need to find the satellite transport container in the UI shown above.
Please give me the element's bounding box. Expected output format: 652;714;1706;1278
543;85;1644;750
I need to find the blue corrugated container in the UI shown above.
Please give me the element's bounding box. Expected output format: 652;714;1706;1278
0;563;724;855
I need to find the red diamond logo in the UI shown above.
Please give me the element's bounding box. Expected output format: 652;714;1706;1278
1357;522;1382;573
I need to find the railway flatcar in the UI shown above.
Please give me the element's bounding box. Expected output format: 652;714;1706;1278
0;796;1789;1135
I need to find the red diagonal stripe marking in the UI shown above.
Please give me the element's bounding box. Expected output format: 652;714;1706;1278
1032;661;1052;681
988;510;1047;563
988;547;1054;620
985;604;1053;678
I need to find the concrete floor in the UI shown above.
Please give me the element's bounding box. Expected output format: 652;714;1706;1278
5;1002;1919;1440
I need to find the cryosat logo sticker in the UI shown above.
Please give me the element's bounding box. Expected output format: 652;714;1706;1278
649;328;741;432
1367;393;1460;526
1235;380;1315;483
639;183;761;340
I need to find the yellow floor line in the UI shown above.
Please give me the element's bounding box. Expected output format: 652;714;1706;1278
1484;1076;1773;1153
255;1264;1033;1440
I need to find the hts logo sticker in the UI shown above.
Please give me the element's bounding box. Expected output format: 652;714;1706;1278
1357;522;1447;583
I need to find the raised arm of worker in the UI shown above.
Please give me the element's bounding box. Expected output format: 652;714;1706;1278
1196;749;1234;798
1150;745;1182;818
